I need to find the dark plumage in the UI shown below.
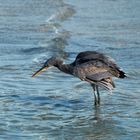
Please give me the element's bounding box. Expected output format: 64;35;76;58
32;51;126;105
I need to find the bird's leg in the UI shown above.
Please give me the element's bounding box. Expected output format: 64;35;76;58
91;84;97;106
96;85;100;105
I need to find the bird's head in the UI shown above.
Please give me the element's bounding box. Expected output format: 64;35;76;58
32;57;63;77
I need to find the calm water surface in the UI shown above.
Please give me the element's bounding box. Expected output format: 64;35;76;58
0;0;140;139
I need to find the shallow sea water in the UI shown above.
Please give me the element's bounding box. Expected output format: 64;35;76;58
0;0;140;140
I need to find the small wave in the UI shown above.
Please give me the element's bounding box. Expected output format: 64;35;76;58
31;2;76;65
46;14;56;23
38;4;75;60
42;4;76;34
46;6;76;23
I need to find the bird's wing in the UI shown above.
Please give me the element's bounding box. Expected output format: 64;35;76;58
72;59;115;91
74;51;118;68
73;59;111;80
86;71;113;81
72;51;126;78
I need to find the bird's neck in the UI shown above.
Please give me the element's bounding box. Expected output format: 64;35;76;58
56;64;73;75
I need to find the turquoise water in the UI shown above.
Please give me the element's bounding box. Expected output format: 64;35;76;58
0;0;140;139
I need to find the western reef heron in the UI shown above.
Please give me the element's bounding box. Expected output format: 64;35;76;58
32;51;126;105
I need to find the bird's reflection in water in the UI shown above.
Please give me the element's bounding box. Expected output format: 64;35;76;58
66;106;122;139
33;95;123;139
92;106;101;121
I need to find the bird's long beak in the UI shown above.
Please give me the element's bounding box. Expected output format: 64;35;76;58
32;65;49;77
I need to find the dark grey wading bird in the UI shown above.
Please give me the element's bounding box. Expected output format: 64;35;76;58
32;51;126;105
